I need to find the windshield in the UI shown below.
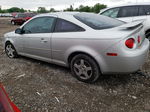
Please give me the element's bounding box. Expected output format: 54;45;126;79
74;13;125;30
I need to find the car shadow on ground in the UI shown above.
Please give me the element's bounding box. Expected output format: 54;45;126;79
17;55;149;89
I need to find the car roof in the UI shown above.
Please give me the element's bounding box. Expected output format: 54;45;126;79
31;12;109;31
115;2;150;7
100;2;150;13
111;2;150;8
36;12;80;18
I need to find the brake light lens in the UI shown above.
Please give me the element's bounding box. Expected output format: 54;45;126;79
138;36;141;44
125;38;135;49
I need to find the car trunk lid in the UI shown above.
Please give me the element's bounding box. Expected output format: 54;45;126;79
118;20;145;48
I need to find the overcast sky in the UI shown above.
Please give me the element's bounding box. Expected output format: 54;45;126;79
0;0;150;11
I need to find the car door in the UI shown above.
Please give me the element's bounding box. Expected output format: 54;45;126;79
51;18;85;64
21;16;56;61
117;6;139;23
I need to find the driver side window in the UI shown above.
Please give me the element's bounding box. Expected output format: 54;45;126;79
23;17;55;34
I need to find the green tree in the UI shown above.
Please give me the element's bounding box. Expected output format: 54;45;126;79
0;3;107;14
74;4;107;13
64;5;74;11
20;8;25;13
7;7;25;13
50;8;56;12
93;3;107;13
37;7;47;13
78;5;91;12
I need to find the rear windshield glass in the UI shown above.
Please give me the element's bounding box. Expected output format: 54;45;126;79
74;13;125;30
28;13;36;17
16;14;27;18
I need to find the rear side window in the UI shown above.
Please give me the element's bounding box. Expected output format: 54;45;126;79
54;18;85;32
118;6;138;17
101;8;120;18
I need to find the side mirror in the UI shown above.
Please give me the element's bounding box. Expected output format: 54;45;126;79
15;28;23;34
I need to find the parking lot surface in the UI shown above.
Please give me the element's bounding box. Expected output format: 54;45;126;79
0;18;150;112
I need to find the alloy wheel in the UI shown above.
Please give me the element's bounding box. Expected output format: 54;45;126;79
5;44;16;58
73;59;93;80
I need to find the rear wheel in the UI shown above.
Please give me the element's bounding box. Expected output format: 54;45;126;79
70;54;100;83
5;43;18;58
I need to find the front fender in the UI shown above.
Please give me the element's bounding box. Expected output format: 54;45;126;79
4;37;15;48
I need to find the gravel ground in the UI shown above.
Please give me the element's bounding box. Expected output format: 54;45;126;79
0;17;150;112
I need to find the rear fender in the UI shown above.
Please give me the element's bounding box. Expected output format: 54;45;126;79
65;45;105;71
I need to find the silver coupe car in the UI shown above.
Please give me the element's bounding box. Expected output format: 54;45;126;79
3;12;150;83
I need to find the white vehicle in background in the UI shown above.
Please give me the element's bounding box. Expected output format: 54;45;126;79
0;13;12;17
99;3;150;41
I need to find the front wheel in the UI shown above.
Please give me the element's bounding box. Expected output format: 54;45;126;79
5;43;18;58
71;54;100;83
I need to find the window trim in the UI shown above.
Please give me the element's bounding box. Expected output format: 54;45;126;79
100;7;120;18
101;5;150;18
53;18;85;33
117;6;139;18
22;16;57;34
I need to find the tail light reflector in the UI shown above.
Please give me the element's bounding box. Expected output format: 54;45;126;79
138;36;141;44
107;53;118;56
125;38;135;49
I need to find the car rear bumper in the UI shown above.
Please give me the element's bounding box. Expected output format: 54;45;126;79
96;38;150;74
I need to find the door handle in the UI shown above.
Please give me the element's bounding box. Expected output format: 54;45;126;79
40;38;48;43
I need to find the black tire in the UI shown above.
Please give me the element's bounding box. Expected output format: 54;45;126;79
70;54;100;83
146;32;150;41
5;43;18;58
11;21;15;25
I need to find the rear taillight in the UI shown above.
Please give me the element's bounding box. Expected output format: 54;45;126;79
125;38;135;49
138;36;141;44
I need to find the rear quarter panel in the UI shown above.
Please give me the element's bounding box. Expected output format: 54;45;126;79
51;31;121;67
